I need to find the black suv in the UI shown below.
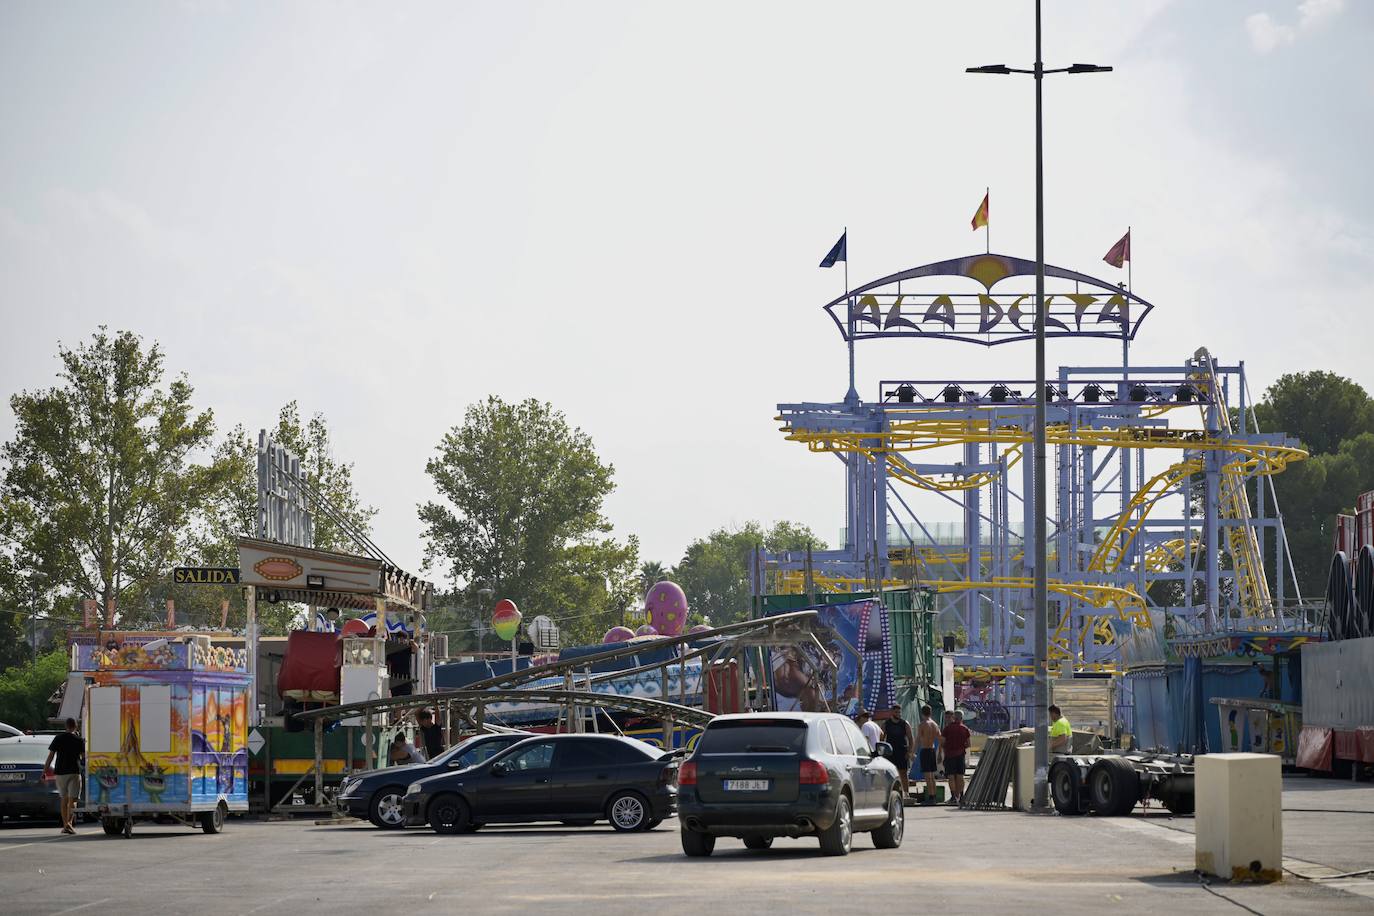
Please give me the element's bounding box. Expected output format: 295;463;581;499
402;733;678;834
676;712;903;856
337;732;527;828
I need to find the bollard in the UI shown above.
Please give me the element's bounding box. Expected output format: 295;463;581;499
1195;753;1282;882
1013;744;1034;811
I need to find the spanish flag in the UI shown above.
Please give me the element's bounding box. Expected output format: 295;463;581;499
1103;229;1130;268
971;192;989;231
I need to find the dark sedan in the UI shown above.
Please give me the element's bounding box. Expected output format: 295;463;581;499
403;734;678;834
0;736;62;824
337;732;528;828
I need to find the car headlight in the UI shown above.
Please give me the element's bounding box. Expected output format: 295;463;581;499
339;778;357;796
407;783;423;796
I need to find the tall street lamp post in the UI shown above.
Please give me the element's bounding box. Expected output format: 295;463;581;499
966;0;1111;811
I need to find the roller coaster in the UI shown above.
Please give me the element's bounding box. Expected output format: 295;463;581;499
755;251;1308;709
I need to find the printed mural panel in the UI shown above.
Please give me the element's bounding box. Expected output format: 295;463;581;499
86;673;192;808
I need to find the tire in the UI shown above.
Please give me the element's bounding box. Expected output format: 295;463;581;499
428;794;473;835
818;794;853;856
1050;761;1083;816
607;791;649;832
681;828;715;857
201;804;225;835
742;835;773;850
645;819;662;830
102;816;122;837
871;792;905;849
368;786;408;829
1087;758;1140;817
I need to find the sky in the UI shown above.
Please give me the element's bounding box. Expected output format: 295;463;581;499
1;1;1371;585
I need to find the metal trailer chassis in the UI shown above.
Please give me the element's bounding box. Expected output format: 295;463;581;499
83;799;239;839
1048;751;1194;817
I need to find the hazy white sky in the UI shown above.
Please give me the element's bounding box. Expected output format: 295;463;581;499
2;1;1370;583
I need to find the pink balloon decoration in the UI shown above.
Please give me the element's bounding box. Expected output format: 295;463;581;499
603;626;635;644
688;624;713;636
644;581;689;637
634;623;659;637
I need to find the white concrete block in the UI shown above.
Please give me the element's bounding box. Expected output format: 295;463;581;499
1195;753;1282;882
1013;744;1034;812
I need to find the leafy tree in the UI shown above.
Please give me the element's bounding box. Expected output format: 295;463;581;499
0;554;36;671
639;560;667;594
1252;371;1374;457
672;521;827;624
266;402;376;554
0;329;228;627
0;649;68;730
419;397;639;643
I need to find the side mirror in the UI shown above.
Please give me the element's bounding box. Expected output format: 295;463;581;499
490;762;508;777
874;741;893;759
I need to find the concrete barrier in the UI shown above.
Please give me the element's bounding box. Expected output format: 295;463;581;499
1195;753;1282;882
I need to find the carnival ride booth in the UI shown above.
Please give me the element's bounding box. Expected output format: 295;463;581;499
235;537;435;812
74;631;251;837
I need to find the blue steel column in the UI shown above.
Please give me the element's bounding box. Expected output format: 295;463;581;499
965;437;982;652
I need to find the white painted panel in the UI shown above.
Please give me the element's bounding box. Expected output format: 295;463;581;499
139;685;172;753
89;686;121;752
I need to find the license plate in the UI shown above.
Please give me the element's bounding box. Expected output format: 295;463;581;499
0;772;26;781
723;779;769;791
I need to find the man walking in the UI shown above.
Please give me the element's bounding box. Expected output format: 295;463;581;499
939;710;972;805
44;718;84;834
856;710;882;752
882;704;914;800
916;706;941;805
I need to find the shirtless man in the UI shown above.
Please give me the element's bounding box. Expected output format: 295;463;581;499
916;705;941;805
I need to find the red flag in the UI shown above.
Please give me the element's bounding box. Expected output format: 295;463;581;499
971;193;989;231
1103;230;1130;268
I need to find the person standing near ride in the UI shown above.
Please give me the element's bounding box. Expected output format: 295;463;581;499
883;705;914;800
44;718;84;835
1049;705;1073;754
856;710;882;752
916;706;941;805
415;709;444;761
939;710;972;806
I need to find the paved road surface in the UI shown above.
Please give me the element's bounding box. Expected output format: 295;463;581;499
1;777;1369;915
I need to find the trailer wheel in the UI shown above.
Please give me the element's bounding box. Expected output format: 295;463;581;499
1087;758;1140;816
101;817;122;837
1049;761;1083;815
201;803;225;834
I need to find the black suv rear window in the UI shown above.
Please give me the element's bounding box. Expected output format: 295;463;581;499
698;720;807;754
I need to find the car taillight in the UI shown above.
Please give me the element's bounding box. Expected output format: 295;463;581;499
679;761;697;786
799;760;828;785
658;765;677;787
42;771;55;783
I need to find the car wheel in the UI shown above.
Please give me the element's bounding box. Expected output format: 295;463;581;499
818;794;852;856
200;804;225;835
872;792;905;849
681;828;715;857
607;791;649;832
1049;761;1083;816
1087;758;1140;817
429;794;473;835
743;835;773;850
368;786;408;829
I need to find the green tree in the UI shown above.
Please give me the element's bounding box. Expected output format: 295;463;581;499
419;397;639;643
1252;371;1374;457
672;521;826;624
639;560;667;594
268;402;377;554
0;649;68;730
0;329;228;626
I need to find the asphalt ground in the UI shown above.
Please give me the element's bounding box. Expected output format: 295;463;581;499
1;777;1370;915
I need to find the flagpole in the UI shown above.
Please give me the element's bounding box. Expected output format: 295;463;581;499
1123;226;1131;373
845;226;857;405
986;186;991;254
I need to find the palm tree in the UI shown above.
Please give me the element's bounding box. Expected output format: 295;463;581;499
639;561;667;595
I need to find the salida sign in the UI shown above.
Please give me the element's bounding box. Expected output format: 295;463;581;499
173;566;241;585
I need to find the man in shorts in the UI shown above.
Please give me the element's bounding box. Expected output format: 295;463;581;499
939;710;972;805
882;704;914;800
916;706;941;804
44;718;84;834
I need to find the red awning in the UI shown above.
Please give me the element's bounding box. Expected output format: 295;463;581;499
277;631;341;702
1296;726;1332;771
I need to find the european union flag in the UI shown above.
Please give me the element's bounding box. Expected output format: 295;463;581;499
819;231;847;268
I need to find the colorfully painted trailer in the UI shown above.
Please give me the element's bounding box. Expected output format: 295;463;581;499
77;632;251;837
